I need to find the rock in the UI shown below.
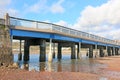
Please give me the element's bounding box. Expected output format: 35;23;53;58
13;62;19;68
8;62;19;69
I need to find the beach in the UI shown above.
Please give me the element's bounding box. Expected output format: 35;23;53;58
0;56;120;80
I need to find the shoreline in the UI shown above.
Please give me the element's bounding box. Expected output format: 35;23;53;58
1;56;120;80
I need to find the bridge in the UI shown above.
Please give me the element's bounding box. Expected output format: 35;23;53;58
0;13;120;65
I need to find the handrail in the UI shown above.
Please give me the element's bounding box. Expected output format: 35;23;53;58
7;16;120;46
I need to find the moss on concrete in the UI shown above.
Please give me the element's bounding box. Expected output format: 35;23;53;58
0;24;13;66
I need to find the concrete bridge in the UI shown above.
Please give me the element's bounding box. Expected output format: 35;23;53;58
0;13;120;65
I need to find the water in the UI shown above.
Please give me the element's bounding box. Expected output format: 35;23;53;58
14;54;105;73
14;54;110;79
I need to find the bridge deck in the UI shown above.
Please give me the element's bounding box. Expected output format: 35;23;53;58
9;16;120;47
0;16;120;47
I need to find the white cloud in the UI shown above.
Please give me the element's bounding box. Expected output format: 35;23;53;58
74;0;120;40
55;20;68;26
0;0;19;18
0;0;11;7
26;0;65;14
27;0;48;13
50;0;64;13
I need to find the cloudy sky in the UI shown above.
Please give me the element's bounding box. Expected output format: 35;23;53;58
0;0;120;40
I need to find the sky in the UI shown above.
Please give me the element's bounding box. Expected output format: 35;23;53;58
0;0;120;40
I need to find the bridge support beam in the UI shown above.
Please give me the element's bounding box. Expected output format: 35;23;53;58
89;45;93;58
113;47;115;55
18;40;22;61
39;39;46;62
24;40;30;61
105;46;108;56
107;47;111;56
77;42;81;59
115;48;119;55
71;43;76;59
57;43;62;60
118;48;120;55
95;44;98;58
53;43;55;59
111;47;114;56
48;38;53;62
99;47;104;57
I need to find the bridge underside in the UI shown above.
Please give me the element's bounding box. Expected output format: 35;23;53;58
11;29;120;62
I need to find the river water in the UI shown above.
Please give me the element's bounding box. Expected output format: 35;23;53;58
14;54;110;80
14;54;106;72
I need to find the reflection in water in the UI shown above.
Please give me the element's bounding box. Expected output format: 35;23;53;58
14;54;106;74
57;60;62;72
21;61;29;70
99;77;107;80
47;62;52;72
71;60;76;72
39;62;46;71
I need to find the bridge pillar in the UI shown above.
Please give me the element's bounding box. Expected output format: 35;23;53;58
53;43;55;59
119;48;120;55
48;38;53;62
39;39;46;62
77;42;81;59
24;40;30;61
95;44;98;58
111;47;114;56
115;48;119;55
107;47;111;56
113;47;115;55
99;47;104;57
18;40;22;61
105;46;108;56
89;45;93;58
71;43;76;59
0;13;13;66
57;43;62;60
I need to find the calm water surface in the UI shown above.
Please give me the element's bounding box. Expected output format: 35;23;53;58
14;54;105;72
14;54;109;80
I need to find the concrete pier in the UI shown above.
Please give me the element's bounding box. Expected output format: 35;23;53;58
18;40;22;61
95;44;98;58
89;45;93;58
77;42;81;59
53;43;55;58
58;43;62;59
24;40;30;61
106;46;108;56
0;14;13;66
115;48;119;55
39;39;46;62
100;47;104;57
71;43;76;59
107;47;111;56
48;39;53;62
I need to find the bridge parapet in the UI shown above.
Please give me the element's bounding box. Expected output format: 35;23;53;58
3;14;120;46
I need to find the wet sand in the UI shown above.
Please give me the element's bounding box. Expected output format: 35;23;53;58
1;56;120;80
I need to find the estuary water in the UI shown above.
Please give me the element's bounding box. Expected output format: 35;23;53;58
14;54;106;73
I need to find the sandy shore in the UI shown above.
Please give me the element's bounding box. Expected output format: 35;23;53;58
1;56;120;80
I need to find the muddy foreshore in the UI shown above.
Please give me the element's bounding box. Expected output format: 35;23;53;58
0;56;120;80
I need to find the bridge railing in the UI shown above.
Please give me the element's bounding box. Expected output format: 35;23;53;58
10;17;51;30
9;16;120;46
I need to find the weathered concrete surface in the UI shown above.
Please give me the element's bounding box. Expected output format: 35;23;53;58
24;40;30;61
0;24;13;66
39;39;46;62
99;47;104;57
89;45;93;58
57;43;62;59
